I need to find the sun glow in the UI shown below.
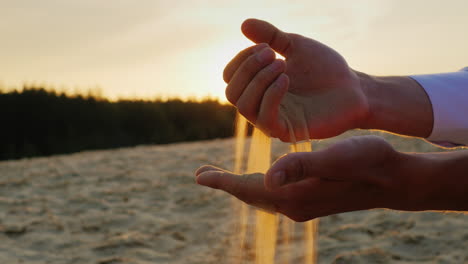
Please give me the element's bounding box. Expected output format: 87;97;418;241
1;1;467;101
189;37;254;103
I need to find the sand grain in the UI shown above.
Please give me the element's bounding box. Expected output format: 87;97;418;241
0;131;467;263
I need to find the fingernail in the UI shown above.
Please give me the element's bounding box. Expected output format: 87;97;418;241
256;48;274;63
272;171;285;187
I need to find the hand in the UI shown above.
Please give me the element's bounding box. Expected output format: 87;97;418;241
224;19;369;141
195;136;418;221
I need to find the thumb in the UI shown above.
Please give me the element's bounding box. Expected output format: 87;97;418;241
265;152;318;190
195;165;279;212
241;18;292;56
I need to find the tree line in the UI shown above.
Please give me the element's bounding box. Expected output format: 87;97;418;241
0;87;236;160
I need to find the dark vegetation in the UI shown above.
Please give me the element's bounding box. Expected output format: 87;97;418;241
0;87;236;160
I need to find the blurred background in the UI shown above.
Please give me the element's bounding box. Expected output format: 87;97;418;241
1;0;468;160
1;2;468;264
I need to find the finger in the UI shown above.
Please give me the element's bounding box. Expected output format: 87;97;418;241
223;43;268;83
265;139;391;190
225;47;276;104
316;136;394;187
196;170;278;212
235;59;286;122
241;18;292;56
256;73;289;140
195;165;225;176
265;152;331;190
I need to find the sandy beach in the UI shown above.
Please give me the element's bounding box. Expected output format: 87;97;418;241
0;130;467;263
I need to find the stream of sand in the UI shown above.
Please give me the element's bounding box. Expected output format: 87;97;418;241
233;91;319;263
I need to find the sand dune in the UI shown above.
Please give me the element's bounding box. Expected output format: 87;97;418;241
0;131;467;263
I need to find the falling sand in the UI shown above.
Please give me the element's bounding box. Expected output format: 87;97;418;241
233;93;320;264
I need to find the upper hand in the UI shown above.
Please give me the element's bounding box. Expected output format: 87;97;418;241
224;18;369;141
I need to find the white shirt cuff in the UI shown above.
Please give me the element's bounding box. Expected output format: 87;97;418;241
410;67;468;147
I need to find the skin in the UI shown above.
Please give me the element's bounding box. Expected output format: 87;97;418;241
223;19;433;141
195;18;468;221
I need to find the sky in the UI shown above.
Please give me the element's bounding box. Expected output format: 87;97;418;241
1;0;468;101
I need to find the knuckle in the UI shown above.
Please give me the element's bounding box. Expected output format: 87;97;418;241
252;67;277;87
223;47;257;83
223;68;232;83
280;153;309;183
231;176;253;204
296;155;308;178
243;54;263;72
229;174;244;193
254;115;272;135
236;100;256;122
286;153;303;171
270;30;292;55
225;85;238;105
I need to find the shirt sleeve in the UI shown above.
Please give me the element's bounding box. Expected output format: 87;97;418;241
410;67;468;148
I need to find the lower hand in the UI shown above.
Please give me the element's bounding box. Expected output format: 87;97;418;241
195;136;418;221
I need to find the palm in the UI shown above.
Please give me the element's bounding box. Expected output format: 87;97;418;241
195;136;400;221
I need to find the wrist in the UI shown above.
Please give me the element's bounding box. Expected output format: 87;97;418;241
388;152;438;211
355;71;375;130
367;148;427;211
389;151;468;212
356;72;433;138
416;151;468;211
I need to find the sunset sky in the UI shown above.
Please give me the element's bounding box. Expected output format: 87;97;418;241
1;0;467;101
